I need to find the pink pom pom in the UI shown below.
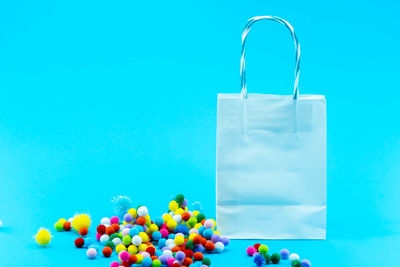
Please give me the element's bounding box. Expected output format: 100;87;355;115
246;246;257;256
167;258;175;266
161;223;168;230
110;262;119;267
119;251;130;262
110;216;119;225
160;229;169;238
96;232;101;241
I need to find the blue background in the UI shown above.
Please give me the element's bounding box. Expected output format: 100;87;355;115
1;0;399;266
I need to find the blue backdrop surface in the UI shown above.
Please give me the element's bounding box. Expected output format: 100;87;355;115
1;0;400;266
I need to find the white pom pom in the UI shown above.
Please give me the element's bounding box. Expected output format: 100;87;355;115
215;241;224;253
163;250;173;256
101;217;110;225
112;237;122;245
132;235;142;246
86;248;97;259
137;206;148;217
289;253;300;262
173;215;182;224
100;234;109;244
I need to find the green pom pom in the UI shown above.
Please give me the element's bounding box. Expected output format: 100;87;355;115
123;235;132;246
54;221;64;231
263;254;271;264
271;253;281;264
175;194;185;205
292;260;301;267
196;213;205;221
187;217;197;227
185;240;195;250
202;257;211;266
110;234;119;240
104;240;115;249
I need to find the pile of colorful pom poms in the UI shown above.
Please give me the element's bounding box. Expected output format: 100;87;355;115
35;194;230;266
247;243;311;267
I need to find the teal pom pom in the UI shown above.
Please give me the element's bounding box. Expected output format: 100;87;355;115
112;196;132;219
271;253;281;264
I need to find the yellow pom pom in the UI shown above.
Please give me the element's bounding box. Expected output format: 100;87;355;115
193;211;200;217
139;232;149;243
35;228;52;246
184;207;188;211
72;214;91;232
162;214;172;222
136;253;144;264
145;215;151;227
128;244;138;254
138;243;148;252
167;219;177;230
194;223;202;230
116;244;127;253
149;224;159;233
189;233;197;241
175;208;184;215
128;208;137;218
123;221;128;226
58;218;67;224
169;201;179;212
174;235;184;246
213;230;220;235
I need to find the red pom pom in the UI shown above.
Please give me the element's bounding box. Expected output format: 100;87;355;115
205;241;215;251
75;237;84;248
136;217;146;226
193;235;202;245
129;255;137;264
63;221;71;231
146;246;156;256
254;243;261;250
184;249;193;258
200;238;207;246
111;224;120;232
106;226;115;236
151;255;158;261
97;225;106;235
171;263;181;267
79;227;88;236
183;257;193;266
171;246;181;253
194;252;204;261
120;261;130;267
181;212;191;221
102;247;112;257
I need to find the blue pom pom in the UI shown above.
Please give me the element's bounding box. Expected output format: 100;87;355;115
168;234;175;240
254;253;265;266
193;244;205;253
129;227;139;237
112;195;132;219
152;231;162;241
83;237;94;248
202;229;213;239
135;225;144;233
154;217;164;227
142;257;152;267
158;238;167;248
175;224;189;235
198;226;205;235
155;249;162;257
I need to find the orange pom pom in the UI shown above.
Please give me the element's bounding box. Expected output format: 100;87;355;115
79;227;88;236
106;226;115;235
111;223;120;232
205;241;215;251
181;212;191;221
137;217;146;226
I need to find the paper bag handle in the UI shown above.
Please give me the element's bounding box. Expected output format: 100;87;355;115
240;16;301;99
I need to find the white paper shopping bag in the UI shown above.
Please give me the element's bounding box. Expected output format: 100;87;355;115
216;16;326;239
